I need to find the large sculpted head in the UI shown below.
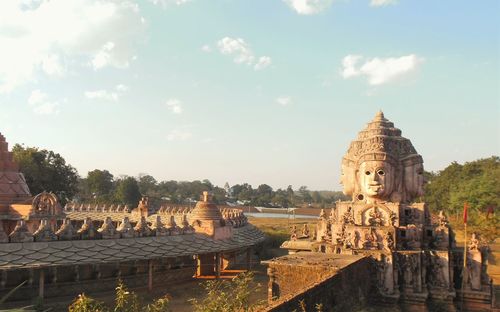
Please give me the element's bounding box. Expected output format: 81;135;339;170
340;111;424;204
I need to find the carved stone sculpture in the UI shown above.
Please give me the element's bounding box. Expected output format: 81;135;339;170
9;220;34;242
98;217;120;239
165;215;180;235
134;216;152;237
33;219;57;241
77;217;98;240
117;217;135;238
56;218;76;240
180;214;194;234
151;216;168;236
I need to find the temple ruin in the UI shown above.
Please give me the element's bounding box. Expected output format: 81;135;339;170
266;112;492;311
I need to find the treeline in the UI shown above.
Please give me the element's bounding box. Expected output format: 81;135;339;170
423;156;499;240
11;144;347;208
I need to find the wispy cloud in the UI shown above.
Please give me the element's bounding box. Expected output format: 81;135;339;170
148;0;191;8
341;54;424;85
201;44;212;53
283;0;333;15
85;84;128;101
370;0;398;7
276;96;292;106
28;90;60;115
214;37;272;71
166;98;183;114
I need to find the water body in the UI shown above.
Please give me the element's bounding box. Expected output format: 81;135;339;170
246;212;317;219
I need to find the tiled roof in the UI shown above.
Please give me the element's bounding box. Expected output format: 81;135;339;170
0;224;265;269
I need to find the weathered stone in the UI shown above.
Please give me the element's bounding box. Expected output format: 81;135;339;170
117;216;135;238
56;218;76;240
98;217;120;239
134;216;152;237
33;219;57;241
9;220;34;242
77;217;98;240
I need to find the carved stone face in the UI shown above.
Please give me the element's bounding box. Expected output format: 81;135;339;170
340;163;356;196
404;162;425;200
359;160;395;202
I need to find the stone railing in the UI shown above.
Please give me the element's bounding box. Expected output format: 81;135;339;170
0;206;249;244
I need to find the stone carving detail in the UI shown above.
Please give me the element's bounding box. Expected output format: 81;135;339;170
77;217;98;240
9;220;34;242
31;192;60;216
98;217;120;239
165;215;180;235
134;216;152;237
180;214;194;234
33;219;57;241
56;218;76;240
117;217;135;238
151;216;168;236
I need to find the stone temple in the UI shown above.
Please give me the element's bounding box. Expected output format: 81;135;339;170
266;112;492;311
0;131;264;303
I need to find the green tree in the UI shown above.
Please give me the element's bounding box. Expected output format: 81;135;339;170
86;169;114;197
12;144;79;204
115;177;142;207
138;174;158;197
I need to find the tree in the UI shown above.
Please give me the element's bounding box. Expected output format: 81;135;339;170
12;144;79;204
137;174;158;197
87;169;114;198
115;177;142;207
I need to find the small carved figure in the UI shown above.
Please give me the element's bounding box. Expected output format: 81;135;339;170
342;207;355;225
151;216;168;236
98;217;120;239
300;224;310;238
468;233;480;251
165;215;180;235
9;220;34;242
117;217;135;238
389;211;397;226
77;217;98;240
368;206;384;226
56;218;76;240
33;219;57;242
180;214;195;234
383;231;394;251
318;209;326;220
438;210;448;227
134;216;152;237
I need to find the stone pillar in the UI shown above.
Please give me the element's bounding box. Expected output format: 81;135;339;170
39;269;45;299
215;253;221;279
148;260;153;291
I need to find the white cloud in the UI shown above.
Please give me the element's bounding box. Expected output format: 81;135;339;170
276;96;292;106
0;1;145;93
216;37;271;71
28;89;60;115
85;84;127;101
201;44;212;53
167;129;192;141
166;98;183;114
341;54;423;85
283;0;333;15
370;0;398;7
254;56;272;71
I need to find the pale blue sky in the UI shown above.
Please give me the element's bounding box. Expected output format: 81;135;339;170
0;0;498;190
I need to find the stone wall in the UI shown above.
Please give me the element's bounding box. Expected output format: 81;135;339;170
264;256;372;312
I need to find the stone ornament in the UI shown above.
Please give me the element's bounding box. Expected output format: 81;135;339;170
33;219;57;242
98;217;120;239
151;215;168;236
134;216;152;237
77;217;98;240
165;215;180;235
9;220;34;242
31;191;60;216
181;214;194;234
117;217;135;238
56;218;76;240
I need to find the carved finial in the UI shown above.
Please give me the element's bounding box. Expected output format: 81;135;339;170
374;110;384;120
203;191;209;202
9;220;34;242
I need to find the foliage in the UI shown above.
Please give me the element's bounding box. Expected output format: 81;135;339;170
114;177;142;207
114;280;141;312
12;144;79;204
424;156;499;241
68;294;108;312
68;280;171;312
190;272;263;312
